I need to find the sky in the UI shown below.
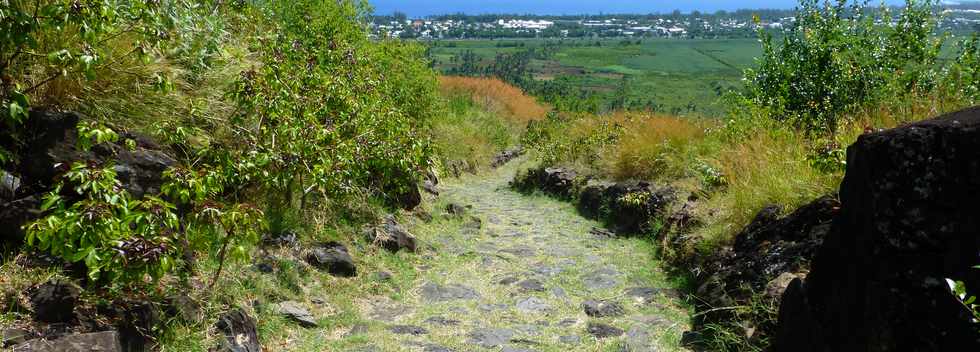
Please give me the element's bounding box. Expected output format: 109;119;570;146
368;0;907;17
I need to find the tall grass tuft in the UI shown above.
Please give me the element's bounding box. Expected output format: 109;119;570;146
605;113;709;181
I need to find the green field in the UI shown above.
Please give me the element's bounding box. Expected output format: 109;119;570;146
428;38;763;116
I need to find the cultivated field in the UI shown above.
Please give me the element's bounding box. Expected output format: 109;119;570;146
428;38;763;117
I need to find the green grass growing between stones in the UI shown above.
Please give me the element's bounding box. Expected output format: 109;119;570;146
152;158;693;351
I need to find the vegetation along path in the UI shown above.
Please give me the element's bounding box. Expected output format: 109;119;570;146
346;161;690;351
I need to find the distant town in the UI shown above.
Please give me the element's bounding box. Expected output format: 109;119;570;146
371;5;980;40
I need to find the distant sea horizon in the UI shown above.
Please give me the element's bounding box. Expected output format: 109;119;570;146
368;0;909;18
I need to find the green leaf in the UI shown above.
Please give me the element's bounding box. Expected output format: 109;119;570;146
40;194;62;211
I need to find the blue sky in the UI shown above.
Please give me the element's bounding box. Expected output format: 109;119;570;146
368;0;906;17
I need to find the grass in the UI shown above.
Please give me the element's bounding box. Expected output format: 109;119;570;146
603;113;712;182
522;96;958;251
430;77;548;173
437;76;549;124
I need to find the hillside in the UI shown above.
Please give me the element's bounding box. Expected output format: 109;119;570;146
2;1;980;351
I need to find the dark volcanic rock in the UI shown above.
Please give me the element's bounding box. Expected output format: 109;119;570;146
602;181;675;234
16;110;84;188
587;322;624;338
576;179;676;234
445;203;467;217
261;231;298;248
424;316;460;326
582;300;625;318
577;180;615;219
514;167;579;198
111;144;177;199
13;331;122;352
364;216;417;253
374;271;394;282
381;168;422;210
467;328;515;348
115;300;161;352
215;309;262;352
0;171;20;201
698;196;838;309
16;110;175;197
29;279;81;324
1;110;177;247
422;180;439;195
420;282;479;302
0;195;40;245
306;242;357;277
588;227;616;240
276;301;318;328
774;107;980;351
517;279;546;292
491;147;524;168
165;294;202;324
388;325;428;335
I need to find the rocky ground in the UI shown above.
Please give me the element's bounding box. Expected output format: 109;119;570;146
336;160;691;352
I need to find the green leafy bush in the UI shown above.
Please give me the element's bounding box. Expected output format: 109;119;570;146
739;0;944;137
11;0;440;289
228;0;437;206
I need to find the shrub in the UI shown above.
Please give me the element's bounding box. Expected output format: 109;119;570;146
11;0;441;289
229;0;438;206
740;0;944;137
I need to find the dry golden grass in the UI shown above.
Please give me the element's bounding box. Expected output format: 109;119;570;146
438;76;549;124
603;113;709;181
696;130;840;245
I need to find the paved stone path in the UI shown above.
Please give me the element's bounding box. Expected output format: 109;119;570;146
350;162;690;351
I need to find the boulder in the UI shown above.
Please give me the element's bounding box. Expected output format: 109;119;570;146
774;106;980;351
607;181;675;234
275;301;318;328
215;309;262;352
13;110;175;198
165;294;202;324
445;203;467;218
1;171;20;200
698;197;837;309
0;110;177;247
305;242;357;277
116;300;160;352
577;180;675;234
422;180;439;195
12;331;122;352
363;216;417;253
577;180;615;219
514;167;579;198
261;231;298;248
17;110;84;189
110;146;176;199
586;323;624;338
29;279;81;324
0;195;40;245
491;147;524;168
